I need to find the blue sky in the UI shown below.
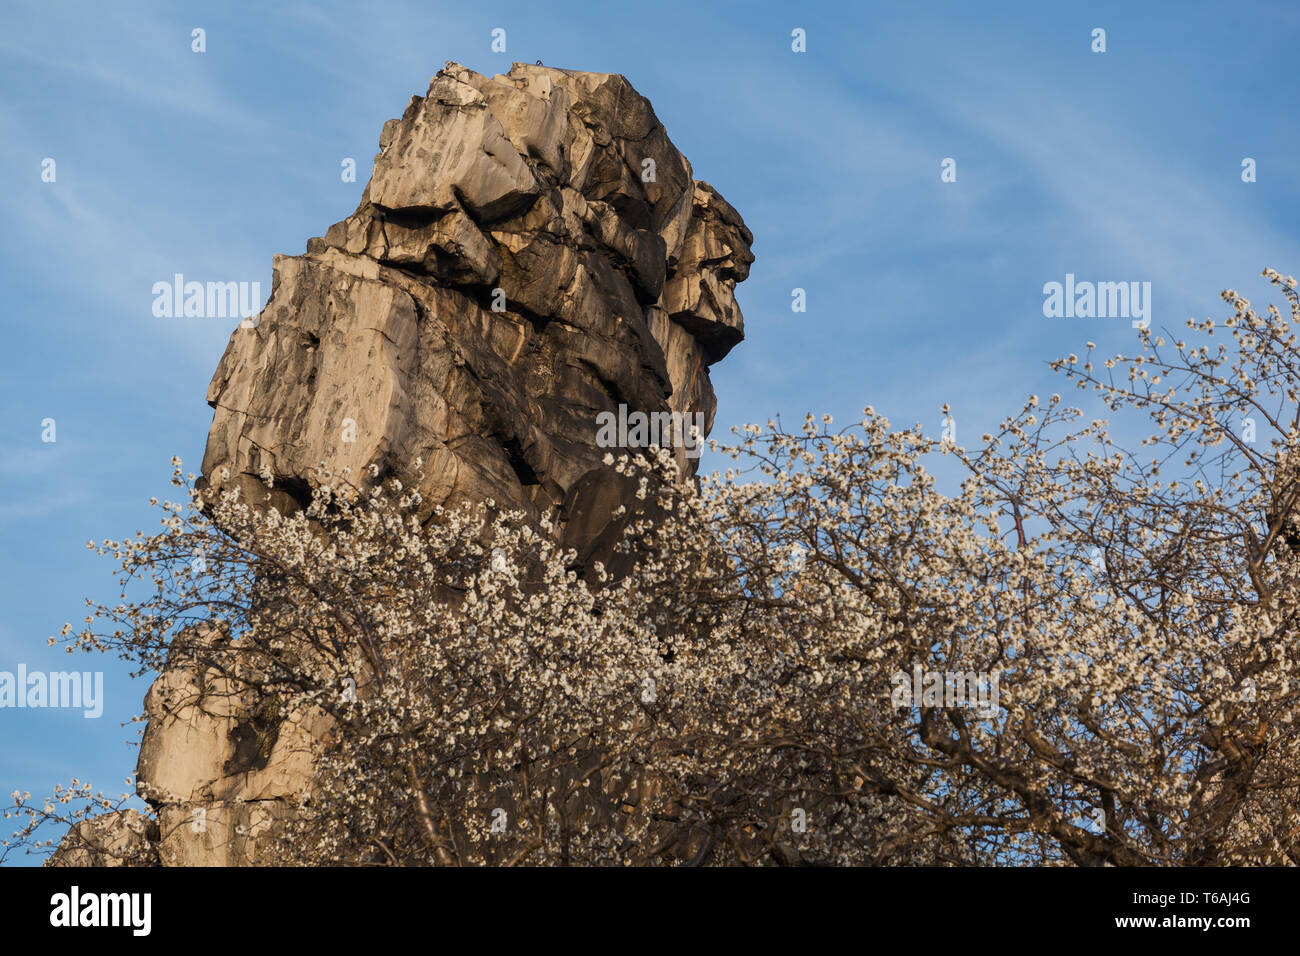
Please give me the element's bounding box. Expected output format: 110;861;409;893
2;0;1298;860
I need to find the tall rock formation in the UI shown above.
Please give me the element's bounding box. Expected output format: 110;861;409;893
52;61;753;866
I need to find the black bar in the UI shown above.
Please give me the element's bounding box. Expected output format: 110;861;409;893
0;865;1288;942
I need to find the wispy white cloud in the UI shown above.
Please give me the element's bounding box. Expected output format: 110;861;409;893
0;438;67;477
0;5;263;130
0;491;91;526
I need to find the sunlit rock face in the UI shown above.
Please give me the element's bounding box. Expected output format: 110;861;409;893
200;61;753;559
53;62;752;866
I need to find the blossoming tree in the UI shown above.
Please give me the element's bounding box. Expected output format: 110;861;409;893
7;270;1300;866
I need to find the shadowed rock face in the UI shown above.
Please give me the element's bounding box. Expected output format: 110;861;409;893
53;62;752;866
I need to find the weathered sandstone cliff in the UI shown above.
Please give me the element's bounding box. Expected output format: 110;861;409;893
53;61;752;866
